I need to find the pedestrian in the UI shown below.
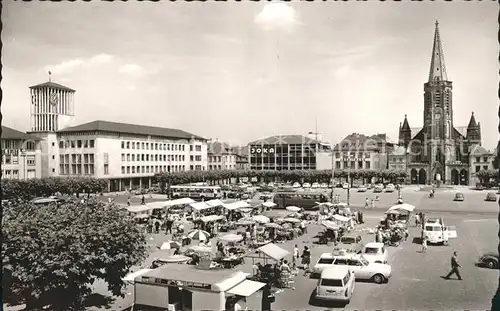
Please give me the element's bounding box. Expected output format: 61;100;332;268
370;199;375;209
421;236;428;253
141;195;145;205
444;251;462;280
108;197;112;204
292;244;299;270
364;198;369;209
154;219;160;234
127;197;131;206
301;246;311;276
415;213;420;227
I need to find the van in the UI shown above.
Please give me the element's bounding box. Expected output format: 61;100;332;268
315;266;355;304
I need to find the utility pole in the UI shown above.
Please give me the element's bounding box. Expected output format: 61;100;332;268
330;144;335;202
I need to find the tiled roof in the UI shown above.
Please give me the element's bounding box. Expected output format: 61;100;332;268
58;120;205;140
248;135;321;145
208;141;232;155
1;126;41;141
334;133;388;151
470;145;492;155
29;81;75;92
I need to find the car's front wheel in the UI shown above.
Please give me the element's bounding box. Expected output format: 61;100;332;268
372;274;386;284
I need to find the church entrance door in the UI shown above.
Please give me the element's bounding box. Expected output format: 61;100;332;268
410;169;418;184
418;168;427;185
451;169;459;185
459;169;468;185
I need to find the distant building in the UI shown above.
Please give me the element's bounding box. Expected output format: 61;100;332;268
207;141;237;170
469;146;496;185
248;135;330;170
26;79;208;191
1;126;42;179
316;133;393;171
388;146;408;172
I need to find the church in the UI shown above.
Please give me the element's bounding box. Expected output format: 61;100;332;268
398;21;481;186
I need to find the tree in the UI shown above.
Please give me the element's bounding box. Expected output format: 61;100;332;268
2;199;148;310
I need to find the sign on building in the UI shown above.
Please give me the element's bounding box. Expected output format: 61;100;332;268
250;147;275;154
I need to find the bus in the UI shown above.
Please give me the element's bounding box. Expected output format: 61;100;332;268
273;190;331;210
170;185;222;201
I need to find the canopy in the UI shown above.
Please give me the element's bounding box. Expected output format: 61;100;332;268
283;218;300;223
388;203;415;213
315;202;334;207
133;214;149;219
322;220;339;230
206;199;224;207
334;202;348;207
200;215;226;223
126;205;153;213
228;280;266;297
32;198;58;204
219;233;243;243
122;269;153;282
146;201;170;210
264;223;282;229
190;202;212;211
224;201;251;210
332;214;350;222
160;241;181;250
187;229;211;241
262;202;277;208
286;206;301;212
165;198;195;206
189;245;212;253
158;255;191;263
256;243;289;261
252;215;270;224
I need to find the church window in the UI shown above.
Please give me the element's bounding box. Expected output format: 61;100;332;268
475;166;480;172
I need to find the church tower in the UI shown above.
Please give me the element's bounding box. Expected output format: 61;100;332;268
423;21;454;181
466;112;481;147
27;73;76;177
398;114;412;148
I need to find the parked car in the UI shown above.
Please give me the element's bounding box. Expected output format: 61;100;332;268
342;183;350;189
475;183;484;191
312;182;320;189
385;184;395;193
357;186;367;193
373;185;384;193
292;182;301;188
453;192;464;202
313;253;391;284
334;234;364;254
485;192;497;202
361;242;388;264
320;183;329;189
315;266;355;305
477;252;499;269
303;183;312;188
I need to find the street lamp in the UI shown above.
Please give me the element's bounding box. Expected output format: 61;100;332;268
20;149;27;180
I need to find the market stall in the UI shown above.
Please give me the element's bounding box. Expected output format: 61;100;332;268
246;243;293;288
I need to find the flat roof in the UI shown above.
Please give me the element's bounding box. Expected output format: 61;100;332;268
139;264;242;286
321;266;349;279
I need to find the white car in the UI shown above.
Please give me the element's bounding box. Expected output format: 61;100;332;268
313;253;391;284
361;242;388;264
312;182;320;188
292;182;301;188
385;184;395;193
320;183;328;189
342;183;350;189
303;183;311;188
357;186;367;192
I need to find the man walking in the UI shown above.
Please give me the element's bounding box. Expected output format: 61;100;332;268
421;236;428;253
444;251;462;280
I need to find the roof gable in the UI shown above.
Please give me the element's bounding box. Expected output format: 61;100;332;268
29;81;75;92
58;120;205;140
1;126;41;141
470;145;491;155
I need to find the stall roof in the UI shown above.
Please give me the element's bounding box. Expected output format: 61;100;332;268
205;199;224;207
127;205;154;213
201;215;226;223
166;198;195;206
123;269;153;282
227;280;266;297
224;201;251;210
388;203;415;213
322;220;339;230
145;201;170;210
138;265;245;288
332;214;351;222
257;243;289;261
316;202;334;207
190;202;211;211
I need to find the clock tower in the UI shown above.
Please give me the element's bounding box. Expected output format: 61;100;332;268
422;21;454;182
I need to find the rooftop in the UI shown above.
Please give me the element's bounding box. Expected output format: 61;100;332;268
470;145;492;155
248;135;322;145
139;264;243;285
58;120;205;140
208;141;232;155
29;81;75;92
390;146;407;156
1;126;41;141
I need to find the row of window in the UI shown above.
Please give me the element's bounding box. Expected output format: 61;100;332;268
1;155;36;166
60;154;94;164
2;169;37;179
121;164;204;175
120;153;202;162
474;157;490;163
334;161;371;170
59;139;95;149
59;164;97;175
208;155;236;163
208;165;236;170
475;165;490;173
121;141;202;152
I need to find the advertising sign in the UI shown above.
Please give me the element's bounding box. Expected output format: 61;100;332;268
250;147;275;154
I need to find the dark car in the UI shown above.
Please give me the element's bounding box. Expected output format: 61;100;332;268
475;183;484;191
477;252;499;269
485;192;497;202
453;193;464;202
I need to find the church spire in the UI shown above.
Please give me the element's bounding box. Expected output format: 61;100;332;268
428;20;448;82
402;114;410;130
467;112;478;128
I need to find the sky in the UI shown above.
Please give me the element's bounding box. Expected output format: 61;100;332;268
2;1;498;148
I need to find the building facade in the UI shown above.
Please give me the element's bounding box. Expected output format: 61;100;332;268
316;133;392;171
26;80;208;191
207;141;237;171
397;21;481;185
1;126;43;179
388;146;407;172
248;135;330;170
469;146;496;185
